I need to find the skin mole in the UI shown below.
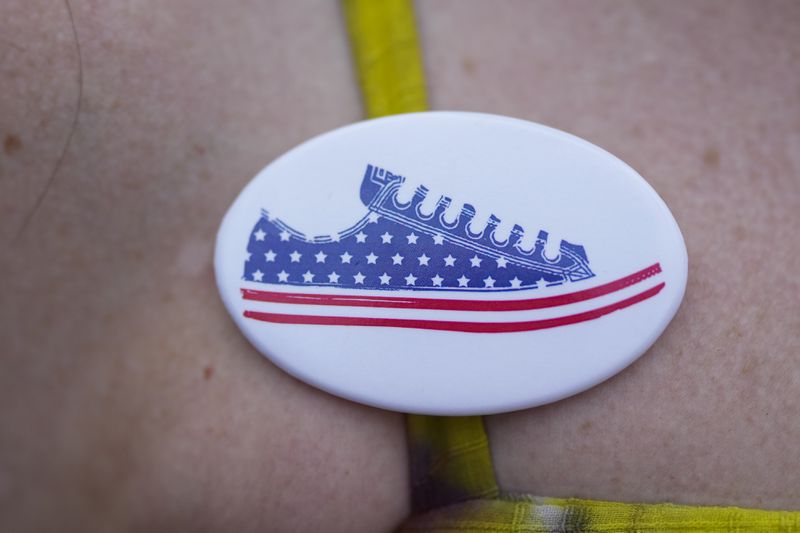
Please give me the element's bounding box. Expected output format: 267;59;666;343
702;147;721;169
3;134;22;155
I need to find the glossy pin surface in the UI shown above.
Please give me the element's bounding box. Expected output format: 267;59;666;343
215;112;687;415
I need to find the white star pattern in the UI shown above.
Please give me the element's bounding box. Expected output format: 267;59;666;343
245;208;575;292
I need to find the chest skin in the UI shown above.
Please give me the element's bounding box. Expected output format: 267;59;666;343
1;1;798;531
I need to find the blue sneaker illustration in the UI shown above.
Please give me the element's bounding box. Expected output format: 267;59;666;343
243;164;593;291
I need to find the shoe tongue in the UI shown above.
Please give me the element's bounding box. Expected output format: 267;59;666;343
359;164;406;206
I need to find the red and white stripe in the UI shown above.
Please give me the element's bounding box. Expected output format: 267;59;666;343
241;263;664;333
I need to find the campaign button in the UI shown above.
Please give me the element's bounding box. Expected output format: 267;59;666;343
214;112;687;415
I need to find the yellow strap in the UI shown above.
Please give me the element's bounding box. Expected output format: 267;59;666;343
401;496;800;532
342;0;499;513
406;414;499;513
342;1;800;530
342;0;428;118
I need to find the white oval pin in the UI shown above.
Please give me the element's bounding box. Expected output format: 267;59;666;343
215;112;687;415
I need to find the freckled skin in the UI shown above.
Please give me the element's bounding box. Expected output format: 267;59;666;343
3;134;22;155
1;1;799;531
703;147;721;169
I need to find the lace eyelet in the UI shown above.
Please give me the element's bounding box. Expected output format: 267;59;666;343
542;250;562;264
514;241;535;256
490;230;509;247
439;210;460;229
466;223;484;239
415;202;436;221
391;191;412;210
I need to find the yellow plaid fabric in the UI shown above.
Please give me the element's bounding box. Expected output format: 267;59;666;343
401;495;800;532
342;1;800;531
406;415;499;514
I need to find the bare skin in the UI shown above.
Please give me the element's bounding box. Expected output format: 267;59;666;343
1;1;798;531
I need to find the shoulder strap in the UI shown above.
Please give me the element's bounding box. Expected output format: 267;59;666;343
342;0;500;513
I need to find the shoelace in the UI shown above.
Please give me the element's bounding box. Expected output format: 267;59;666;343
362;164;593;281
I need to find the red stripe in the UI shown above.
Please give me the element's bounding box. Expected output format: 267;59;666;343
243;282;665;333
241;263;661;312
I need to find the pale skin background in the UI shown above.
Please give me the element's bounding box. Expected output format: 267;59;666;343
1;0;798;531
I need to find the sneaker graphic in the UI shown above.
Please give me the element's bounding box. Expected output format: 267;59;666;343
245;164;593;291
239;164;664;333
